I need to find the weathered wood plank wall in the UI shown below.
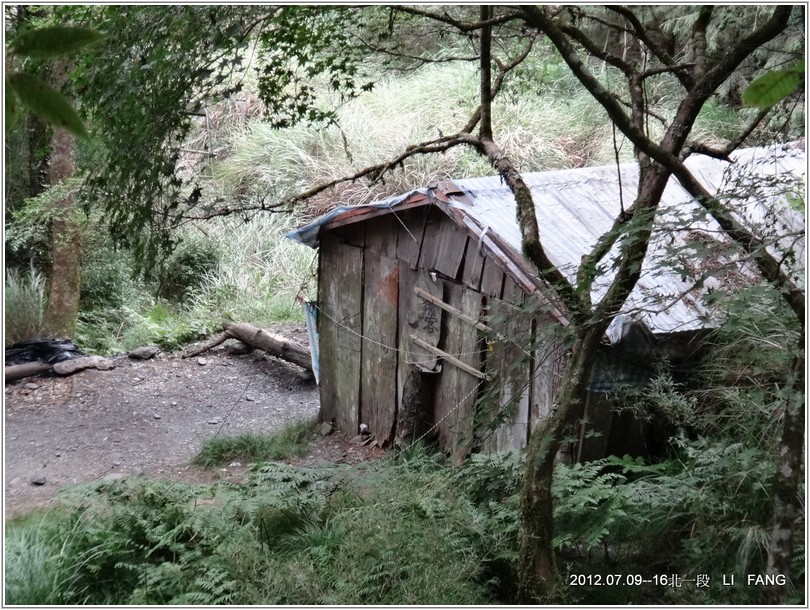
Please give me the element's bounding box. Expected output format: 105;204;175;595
318;235;363;434
488;280;532;452
361;253;399;445
319;210;567;456
433;282;483;462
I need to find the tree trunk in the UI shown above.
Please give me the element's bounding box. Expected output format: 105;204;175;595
42;123;81;339
517;326;602;602
763;352;805;604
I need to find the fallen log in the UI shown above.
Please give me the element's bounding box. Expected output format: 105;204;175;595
183;323;313;372
181;332;229;359
224;323;312;371
5;361;52;382
52;356;114;375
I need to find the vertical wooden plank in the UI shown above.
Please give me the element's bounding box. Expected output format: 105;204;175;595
360;253;399;446
430;219;468;279
434;283;484;462
530;321;569;436
479;255;505;300
396;208;428;269
479;283;532;453
317;235;363;435
461;236;484;291
364;216;398;258
416;207;444;271
338;224;366;248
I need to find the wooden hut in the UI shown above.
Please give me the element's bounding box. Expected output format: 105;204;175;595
288;143;805;460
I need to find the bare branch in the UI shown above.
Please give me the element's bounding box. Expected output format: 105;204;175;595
479;5;494;140
607;6;694;90
393;6;521;32
726;107;772;153
641;63;697;80
461;133;584;320
557;22;635;76
668;156;805;326
521;7;645;152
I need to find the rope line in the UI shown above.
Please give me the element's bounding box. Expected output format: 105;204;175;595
313;301;532;360
313;302;489;359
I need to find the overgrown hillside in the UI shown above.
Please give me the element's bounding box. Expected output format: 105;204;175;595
5;57;774;354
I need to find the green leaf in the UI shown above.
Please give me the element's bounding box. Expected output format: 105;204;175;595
9;26;103;58
7;73;89;138
5;79;19;130
742;60;804;108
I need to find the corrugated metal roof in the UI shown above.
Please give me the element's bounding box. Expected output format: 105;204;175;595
288;143;805;334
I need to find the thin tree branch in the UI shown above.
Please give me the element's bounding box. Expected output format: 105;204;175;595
479;5;493;140
460;133;583;319
393;6;521;32
558;22;635;76
607;6;694;90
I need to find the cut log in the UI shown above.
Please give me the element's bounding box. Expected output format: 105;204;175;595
181;332;229;358
5;362;52;382
223;323;312;372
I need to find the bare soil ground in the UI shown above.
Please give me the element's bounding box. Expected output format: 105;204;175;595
4;325;380;520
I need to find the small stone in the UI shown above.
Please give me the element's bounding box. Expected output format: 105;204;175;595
228;462;242;468
225;340;252;355
129;345;160;360
153;414;162;420
24;382;40;390
112;460;122;467
102;472;127;482
297;370;316;383
31;476;46;486
171;401;178;406
96;359;115;371
197;357;208;366
319;421;335;437
244;394;255;402
56;452;61;458
208;419;220;425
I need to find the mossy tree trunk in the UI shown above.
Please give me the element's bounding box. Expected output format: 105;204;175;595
42;59;82;340
42;122;82;339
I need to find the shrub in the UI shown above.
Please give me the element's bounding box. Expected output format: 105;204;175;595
158;238;221;302
4;265;47;345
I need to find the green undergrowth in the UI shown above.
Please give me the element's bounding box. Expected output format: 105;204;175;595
5;446;522;605
6;436;802;605
194;418;319;467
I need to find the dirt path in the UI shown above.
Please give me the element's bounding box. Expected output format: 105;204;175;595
4;326;324;519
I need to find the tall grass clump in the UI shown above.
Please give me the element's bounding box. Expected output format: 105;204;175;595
189;213;315;324
4;512;72;605
194;418;318;467
4;265;47;345
206;61;648;222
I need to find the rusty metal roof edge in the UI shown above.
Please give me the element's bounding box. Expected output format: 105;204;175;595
286;187;433;248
